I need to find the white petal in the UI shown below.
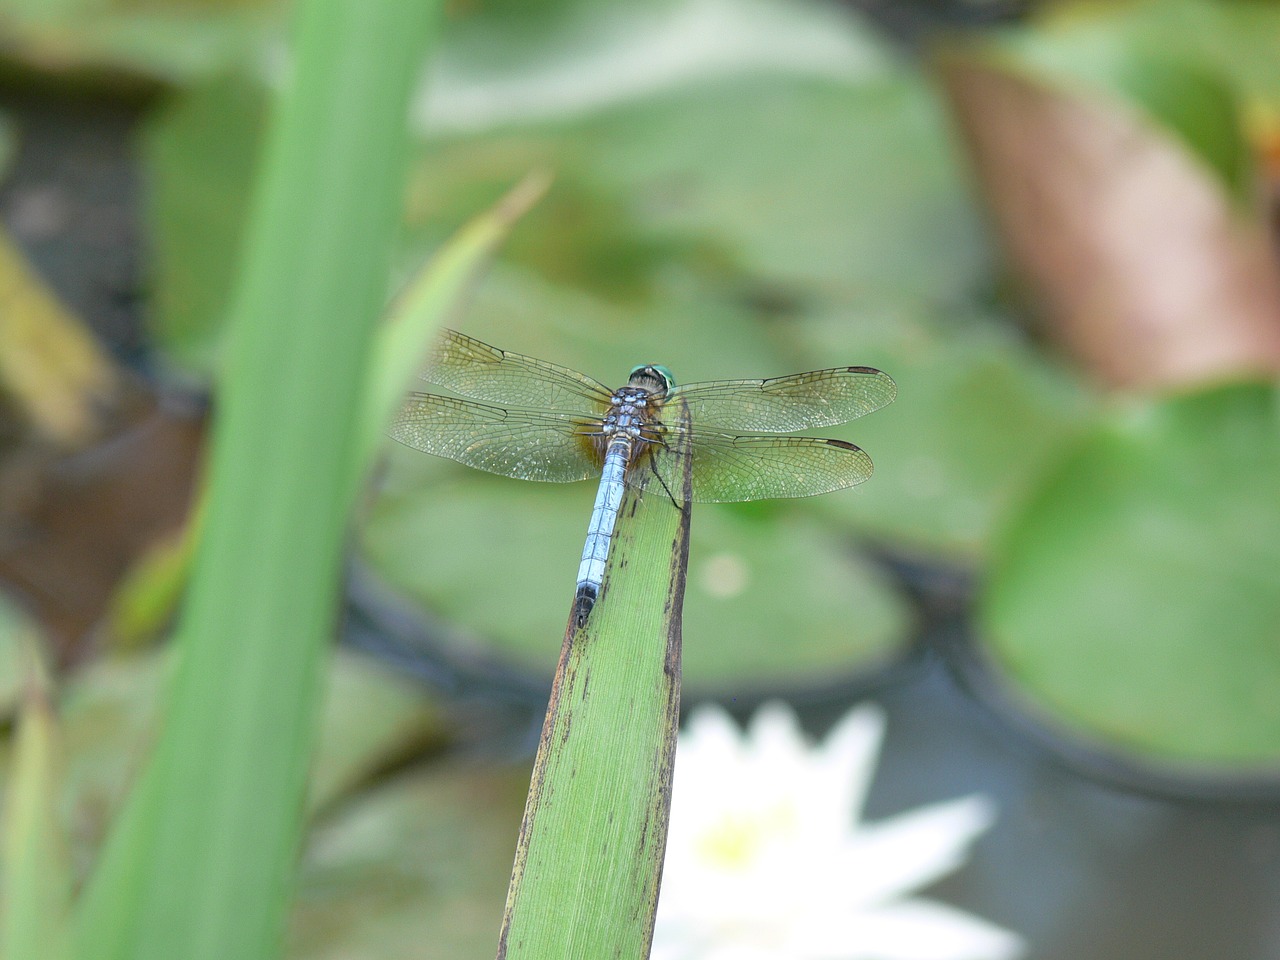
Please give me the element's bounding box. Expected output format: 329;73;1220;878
748;701;811;764
682;704;745;752
839;796;997;905
658;701;1023;960
704;945;786;960
738;702;813;812
833;899;1026;960
669;706;749;822
811;703;887;825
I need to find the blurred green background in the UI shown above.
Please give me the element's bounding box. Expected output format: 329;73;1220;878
0;0;1277;957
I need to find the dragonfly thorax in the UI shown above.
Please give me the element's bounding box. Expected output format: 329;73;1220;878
600;385;664;446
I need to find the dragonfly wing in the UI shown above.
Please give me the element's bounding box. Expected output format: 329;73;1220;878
668;367;897;432
634;428;875;503
390;393;601;483
420;328;615;411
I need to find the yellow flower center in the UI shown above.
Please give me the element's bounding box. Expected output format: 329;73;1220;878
695;801;798;869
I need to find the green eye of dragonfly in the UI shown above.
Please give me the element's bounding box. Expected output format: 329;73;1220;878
630;364;676;391
392;330;896;628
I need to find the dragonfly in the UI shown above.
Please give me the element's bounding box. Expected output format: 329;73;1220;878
390;329;896;626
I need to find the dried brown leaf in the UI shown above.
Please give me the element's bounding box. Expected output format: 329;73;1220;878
939;52;1280;391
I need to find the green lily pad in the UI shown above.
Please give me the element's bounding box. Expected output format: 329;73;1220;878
417;261;840;400
980;382;1280;772
142;1;967;378
404;2;961;305
363;450;909;691
792;307;1091;559
408;69;986;309
289;763;526;960
426;0;893;124
683;506;906;686
55;649;446;872
0;1;284;87
309;652;450;813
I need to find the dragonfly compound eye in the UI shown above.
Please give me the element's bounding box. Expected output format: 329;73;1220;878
629;364;676;394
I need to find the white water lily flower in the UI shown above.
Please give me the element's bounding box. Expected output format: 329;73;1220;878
652;702;1024;960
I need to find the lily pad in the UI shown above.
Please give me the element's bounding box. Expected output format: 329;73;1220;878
794;306;1091;559
980;382;1280;772
408;69;987;309
424;0;894;133
0;1;284;88
289;763;526;960
55;648;446;873
309;651;450;813
430;263;799;391
142;1;976;378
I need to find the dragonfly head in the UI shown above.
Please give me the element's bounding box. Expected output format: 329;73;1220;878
628;364;675;396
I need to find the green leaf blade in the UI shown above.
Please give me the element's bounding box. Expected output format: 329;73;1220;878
71;3;441;959
2;644;72;960
500;413;693;959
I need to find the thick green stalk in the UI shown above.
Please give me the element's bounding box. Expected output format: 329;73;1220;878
71;2;438;959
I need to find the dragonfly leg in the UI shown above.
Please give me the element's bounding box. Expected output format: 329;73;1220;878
638;434;684;508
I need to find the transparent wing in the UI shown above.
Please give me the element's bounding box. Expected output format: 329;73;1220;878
668;366;897;433
389;393;601;483
636;428;875;503
420;328;615;412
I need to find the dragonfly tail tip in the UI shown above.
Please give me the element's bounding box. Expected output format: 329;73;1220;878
572;585;597;629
